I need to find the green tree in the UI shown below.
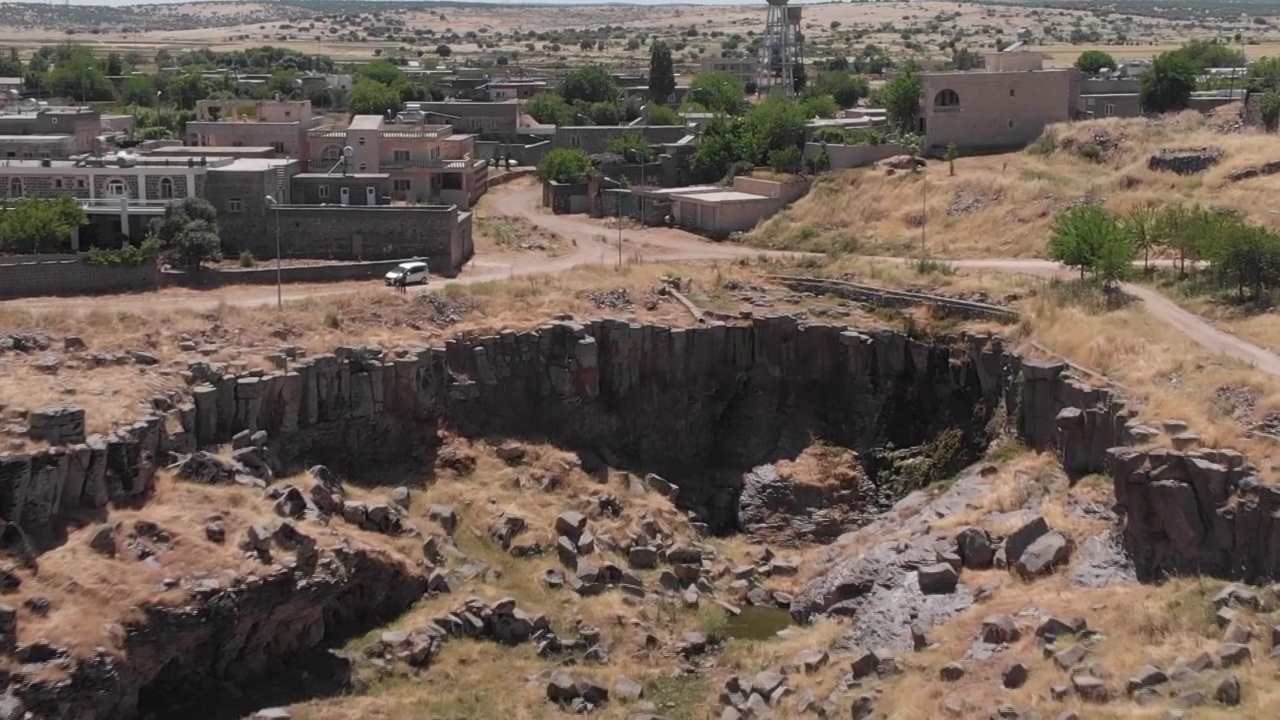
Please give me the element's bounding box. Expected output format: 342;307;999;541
524;91;573;126
1259;90;1280;131
169;71;214;110
744;95;806;162
648;40;676;104
357;59;404;86
1121;202;1161;271
1140;51;1196;113
152;198;222;269
0;48;21;77
647;103;682;125
347;79;402;117
1047;205;1127;282
687;71;746;115
436;44;452;57
871;63;922;135
689;115;750;183
944;143;958;176
587;100;620;125
767;146;802;173
1249;56;1280;91
608;134;654;164
1074;50;1117;75
561;64;619;105
119;74;158;107
1179;39;1246;70
801;94;839;119
43;45;113;101
105;52;124;76
537;148;590;183
0;196;87;253
811;70;869;108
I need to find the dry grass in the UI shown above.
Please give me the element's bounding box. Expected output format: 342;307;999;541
752;114;1280;259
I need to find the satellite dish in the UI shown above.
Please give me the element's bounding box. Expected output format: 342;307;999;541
19;98;37;111
343;146;354;158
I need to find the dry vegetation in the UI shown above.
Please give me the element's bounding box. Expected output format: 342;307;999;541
753;113;1280;259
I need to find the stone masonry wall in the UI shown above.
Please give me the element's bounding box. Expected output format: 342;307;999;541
0;316;1255;585
0;257;159;299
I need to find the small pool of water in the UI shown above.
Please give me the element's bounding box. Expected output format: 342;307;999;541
724;606;794;641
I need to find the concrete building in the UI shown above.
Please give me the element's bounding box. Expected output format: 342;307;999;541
185;99;323;159
0;153;217;247
699;57;759;88
919;49;1080;153
413;101;523;140
0;135;77;160
0;107;102;153
480;80;548;101
668;176;808;234
0;78;21;94
306;115;488;208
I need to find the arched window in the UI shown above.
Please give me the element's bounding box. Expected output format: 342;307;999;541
934;89;961;107
106;179;127;197
320;144;341;165
159;177;174;199
7;178;21;197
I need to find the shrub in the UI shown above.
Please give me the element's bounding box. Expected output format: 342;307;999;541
238;250;257;268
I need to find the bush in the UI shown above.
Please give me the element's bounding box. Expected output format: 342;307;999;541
536;148;590;184
86;236;163;267
238;250;257;268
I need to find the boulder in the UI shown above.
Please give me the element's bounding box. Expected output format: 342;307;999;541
427;505;458;535
1002;662;1028;689
88;523;116;557
546;671;579;703
918;563;959;594
613;676;643;702
1217;643;1250;667
955;527;995;569
555;511;588;539
496;441;527;462
940;663;965;682
1071;675;1109;703
1003;516;1049;568
1214;675;1241;706
980;614;1020;644
1015;532;1072;579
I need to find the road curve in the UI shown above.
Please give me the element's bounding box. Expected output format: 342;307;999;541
6;187;1280;379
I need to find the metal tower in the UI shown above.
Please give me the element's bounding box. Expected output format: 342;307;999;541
759;0;803;95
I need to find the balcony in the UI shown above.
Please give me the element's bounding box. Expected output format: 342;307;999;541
932;106;962;114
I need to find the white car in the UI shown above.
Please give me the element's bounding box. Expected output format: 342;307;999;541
385;261;429;286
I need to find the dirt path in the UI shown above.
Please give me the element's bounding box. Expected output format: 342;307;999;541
7;187;1280;379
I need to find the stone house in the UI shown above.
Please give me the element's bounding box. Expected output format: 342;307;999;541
186;99;323;159
552;126;688;155
699;56;759;88
0;135;77;160
306;115;488;209
919;50;1080;153
413;101;522;140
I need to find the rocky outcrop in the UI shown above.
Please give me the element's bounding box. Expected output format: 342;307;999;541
14;542;424;720
1147;147;1224;175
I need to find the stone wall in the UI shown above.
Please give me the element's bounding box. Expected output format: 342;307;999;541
0;256;159;299
162;258;415;288
805;142;907;171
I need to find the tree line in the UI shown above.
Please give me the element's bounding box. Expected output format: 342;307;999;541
1048;202;1280;303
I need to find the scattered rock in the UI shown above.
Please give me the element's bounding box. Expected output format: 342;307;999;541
88;523;116;556
981;614;1020;644
1014;532;1072;578
1071;675;1109;703
1214;675;1241;706
940;662;965;682
955;527;995;569
1217;643;1250;667
496;441;527;463
1002;662;1029;689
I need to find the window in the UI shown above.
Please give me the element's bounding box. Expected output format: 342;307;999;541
570;136;582;148
393;149;411;163
7;178;21;197
320;144;341;165
271;142;285;153
76;178;85;188
393;179;411;192
1105;103;1116;117
54;179;64;189
318;185;330;199
358;163;367;171
232;141;244;147
159;177;174;199
1009;88;1016;97
1007;119;1016;129
284;111;292;118
106;179;127;197
227;198;243;213
357;136;366;145
933;89;960;107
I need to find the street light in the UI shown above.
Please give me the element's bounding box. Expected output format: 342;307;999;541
265;195;282;308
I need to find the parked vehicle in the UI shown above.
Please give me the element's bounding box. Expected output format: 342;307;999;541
384;261;429;286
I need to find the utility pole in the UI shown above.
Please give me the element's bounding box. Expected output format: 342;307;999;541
921;172;927;259
617;195;623;267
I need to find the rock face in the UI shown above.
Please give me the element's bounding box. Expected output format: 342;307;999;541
1147;147;1224;175
14;543;425;720
0;319;1032;544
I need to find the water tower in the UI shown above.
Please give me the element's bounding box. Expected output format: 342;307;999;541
759;0;803;95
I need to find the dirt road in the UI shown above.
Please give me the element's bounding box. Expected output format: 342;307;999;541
7;186;1280;379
